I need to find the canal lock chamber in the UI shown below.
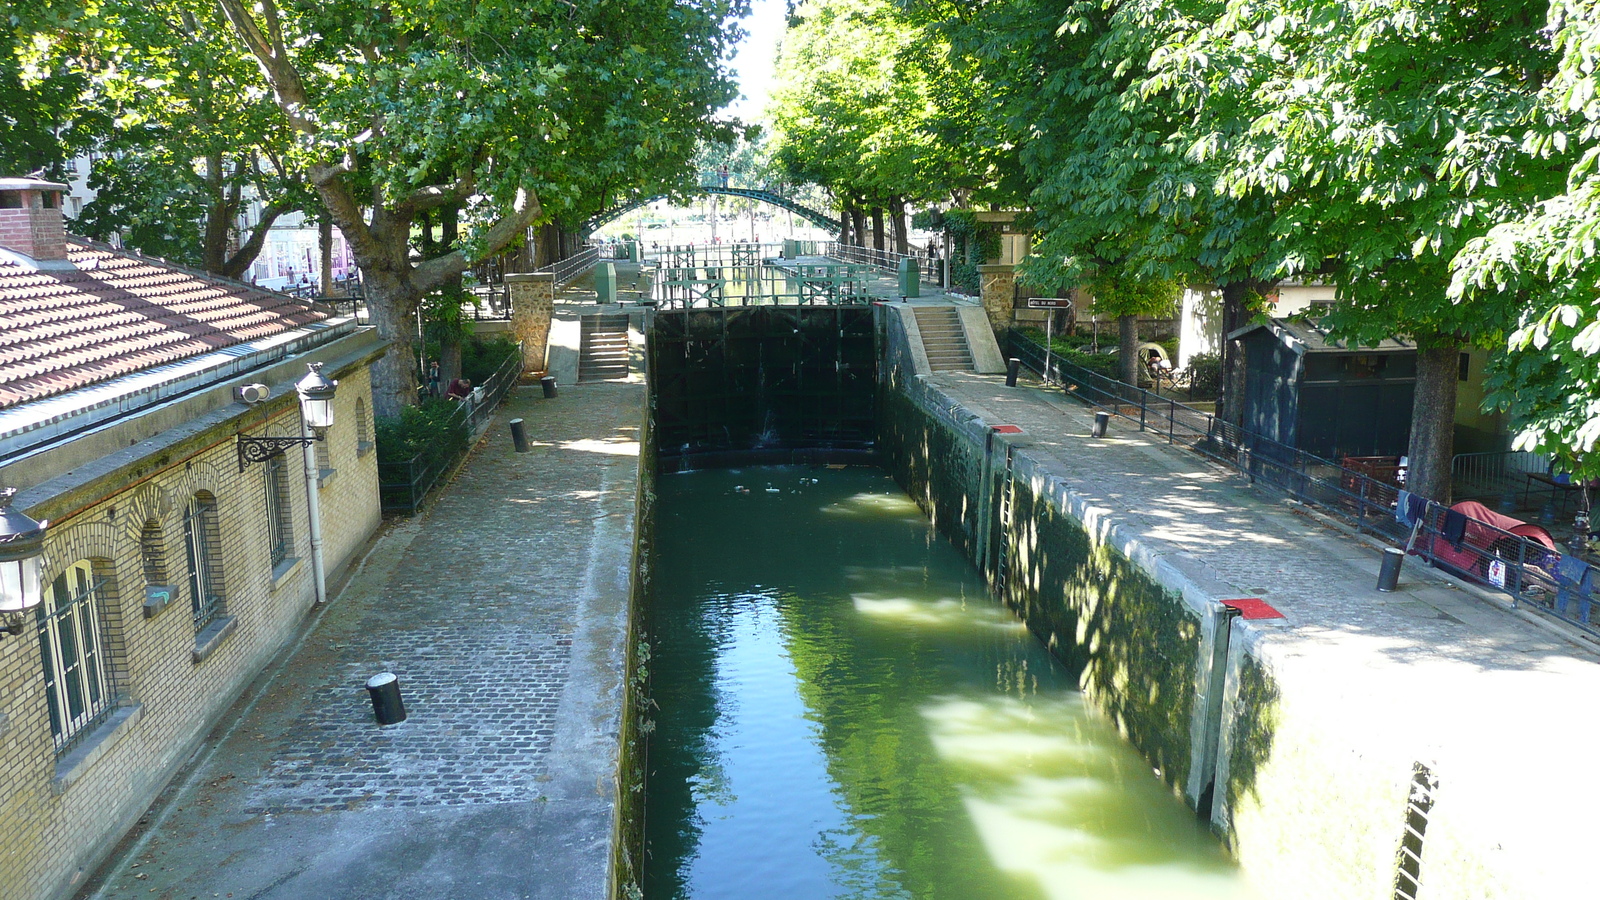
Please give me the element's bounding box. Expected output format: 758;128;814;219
618;304;1272;899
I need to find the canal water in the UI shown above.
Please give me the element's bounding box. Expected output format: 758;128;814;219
645;466;1253;900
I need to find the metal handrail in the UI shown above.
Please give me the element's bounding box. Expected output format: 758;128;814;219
822;241;946;287
540;247;601;288
1006;329;1600;639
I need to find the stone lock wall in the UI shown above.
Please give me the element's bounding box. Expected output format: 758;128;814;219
0;364;381;900
875;308;1214;803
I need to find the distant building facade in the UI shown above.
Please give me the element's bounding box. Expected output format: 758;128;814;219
0;177;384;900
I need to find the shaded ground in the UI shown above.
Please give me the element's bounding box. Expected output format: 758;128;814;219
80;382;644;900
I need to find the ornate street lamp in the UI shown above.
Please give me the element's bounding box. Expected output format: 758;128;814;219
236;363;338;472
296;362;337;430
233;361;338;608
0;487;47;636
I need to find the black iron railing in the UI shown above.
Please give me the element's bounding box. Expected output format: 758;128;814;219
1007;330;1600;639
377;345;524;514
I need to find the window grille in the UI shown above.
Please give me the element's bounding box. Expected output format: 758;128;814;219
184;494;225;630
263;453;293;565
38;560;117;751
140;520;167;585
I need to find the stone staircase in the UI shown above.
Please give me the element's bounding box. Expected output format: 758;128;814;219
578;314;631;382
913;307;974;372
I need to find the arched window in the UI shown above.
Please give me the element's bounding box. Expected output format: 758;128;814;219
183;492;226;630
263;454;294;567
354;397;372;456
140;519;167;586
38;559;116;748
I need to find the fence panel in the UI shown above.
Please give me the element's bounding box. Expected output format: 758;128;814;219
378;344;525;514
1004;330;1600;639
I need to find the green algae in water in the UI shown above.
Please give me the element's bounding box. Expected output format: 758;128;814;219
645;467;1254;900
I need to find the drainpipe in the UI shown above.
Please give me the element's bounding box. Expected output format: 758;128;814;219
301;420;328;605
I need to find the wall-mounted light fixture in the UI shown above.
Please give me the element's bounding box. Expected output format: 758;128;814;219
0;487;47;636
236;363;338;472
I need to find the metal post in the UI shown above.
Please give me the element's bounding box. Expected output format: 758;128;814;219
366;673;407;725
541;376;558;399
510;418;530;453
1093;411;1110;438
1044;310;1054;380
1006;358;1021;388
1377;547;1404;592
300;422;328;605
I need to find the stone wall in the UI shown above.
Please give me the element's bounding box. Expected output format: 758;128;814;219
875;307;1235;812
0;355;382;900
507;273;555;374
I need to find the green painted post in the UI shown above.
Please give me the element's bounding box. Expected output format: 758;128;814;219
898;257;921;298
595;262;618;303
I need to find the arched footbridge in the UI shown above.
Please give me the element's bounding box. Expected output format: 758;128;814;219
586;186;841;234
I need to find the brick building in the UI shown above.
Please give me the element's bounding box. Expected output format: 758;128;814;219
0;178;385;900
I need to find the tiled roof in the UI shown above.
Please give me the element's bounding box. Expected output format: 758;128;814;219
0;241;331;410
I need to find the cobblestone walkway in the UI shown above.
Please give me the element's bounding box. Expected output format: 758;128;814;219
83;382;644;900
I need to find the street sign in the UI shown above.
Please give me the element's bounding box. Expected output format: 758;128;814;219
1026;297;1073;309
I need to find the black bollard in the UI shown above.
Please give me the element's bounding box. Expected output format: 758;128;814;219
1005;358;1021;387
540;375;558;399
366;672;407;725
1376;547;1404;592
1092;410;1110;438
509;418;530;453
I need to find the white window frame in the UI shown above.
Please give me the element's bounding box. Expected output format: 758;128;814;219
38;560;115;749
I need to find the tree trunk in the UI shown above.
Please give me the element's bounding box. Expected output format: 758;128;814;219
1119;314;1139;389
1217;282;1255;425
319;217;333;295
535;223;559;269
890;196;910;255
849;206;866;248
838;200;851;244
440;340;463;391
440;208;465;388
870;206;885;252
1408;344;1461;503
363;272;424;418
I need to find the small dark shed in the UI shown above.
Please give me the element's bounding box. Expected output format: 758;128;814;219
1227;318;1416;460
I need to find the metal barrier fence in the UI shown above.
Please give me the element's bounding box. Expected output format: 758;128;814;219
541;247;601;288
377;345;524;514
821;241;946;286
466;285;511;321
1451;450;1550;505
652;242;785;268
650;262;874;309
1007;330;1600;639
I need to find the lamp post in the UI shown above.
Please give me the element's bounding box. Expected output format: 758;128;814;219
236;362;337;606
0;487;47;636
295;364;334;607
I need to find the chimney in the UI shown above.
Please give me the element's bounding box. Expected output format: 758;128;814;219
0;178;70;262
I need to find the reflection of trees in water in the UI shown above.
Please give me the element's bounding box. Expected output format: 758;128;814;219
642;468;1242;900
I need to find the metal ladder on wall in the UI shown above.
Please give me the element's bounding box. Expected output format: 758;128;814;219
992;445;1016;599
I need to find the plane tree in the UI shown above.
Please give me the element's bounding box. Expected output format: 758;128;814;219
54;0;312;279
1451;0;1600;480
215;0;742;415
1162;0;1568;500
